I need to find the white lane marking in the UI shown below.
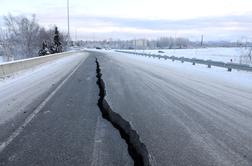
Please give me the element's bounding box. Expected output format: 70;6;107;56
0;53;89;153
91;116;104;166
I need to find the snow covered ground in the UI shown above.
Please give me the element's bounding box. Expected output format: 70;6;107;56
103;50;252;90
0;52;88;125
121;47;252;64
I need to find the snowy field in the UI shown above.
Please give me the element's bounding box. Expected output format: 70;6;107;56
121;47;252;65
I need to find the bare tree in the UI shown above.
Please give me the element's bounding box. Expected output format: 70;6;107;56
176;37;189;49
1;14;68;61
238;37;252;65
156;37;189;49
0;28;14;61
3;14;41;59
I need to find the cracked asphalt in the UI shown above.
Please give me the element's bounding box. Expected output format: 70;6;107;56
1;50;252;166
98;51;252;166
0;54;133;166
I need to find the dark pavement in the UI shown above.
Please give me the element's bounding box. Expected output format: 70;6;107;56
98;51;252;166
0;54;133;166
1;50;252;166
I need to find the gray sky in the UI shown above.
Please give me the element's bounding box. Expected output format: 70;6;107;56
0;0;252;41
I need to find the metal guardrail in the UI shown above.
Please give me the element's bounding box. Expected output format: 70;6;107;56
116;50;252;72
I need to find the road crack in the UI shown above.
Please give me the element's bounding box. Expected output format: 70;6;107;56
95;58;152;166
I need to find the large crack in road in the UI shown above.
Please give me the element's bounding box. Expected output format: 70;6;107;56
95;58;152;166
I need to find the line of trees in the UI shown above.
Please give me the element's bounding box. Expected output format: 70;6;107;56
81;37;192;50
81;38;252;50
0;14;67;61
156;37;190;49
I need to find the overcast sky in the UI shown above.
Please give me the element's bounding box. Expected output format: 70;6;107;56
0;0;252;41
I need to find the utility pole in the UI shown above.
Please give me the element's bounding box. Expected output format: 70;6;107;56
67;0;70;46
135;38;137;54
201;35;204;47
75;28;77;46
75;28;77;41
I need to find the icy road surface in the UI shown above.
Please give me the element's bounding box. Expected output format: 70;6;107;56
98;51;252;166
0;53;132;166
0;53;87;125
0;52;89;143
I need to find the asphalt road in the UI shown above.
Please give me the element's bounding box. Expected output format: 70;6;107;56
1;50;252;166
0;54;133;166
98;51;252;166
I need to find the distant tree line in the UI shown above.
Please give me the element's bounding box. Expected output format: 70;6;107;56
0;14;67;61
80;37;192;50
79;38;252;50
156;37;190;49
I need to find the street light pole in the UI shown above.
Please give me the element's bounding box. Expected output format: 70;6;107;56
67;0;70;46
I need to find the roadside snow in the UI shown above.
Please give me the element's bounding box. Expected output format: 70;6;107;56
0;52;88;125
121;47;252;64
103;50;252;90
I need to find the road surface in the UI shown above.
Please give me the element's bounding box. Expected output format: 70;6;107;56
0;53;132;166
1;50;252;166
98;51;252;166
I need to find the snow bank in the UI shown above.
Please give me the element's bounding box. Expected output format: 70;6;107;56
0;51;79;77
104;50;252;90
121;47;252;65
0;52;88;125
